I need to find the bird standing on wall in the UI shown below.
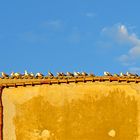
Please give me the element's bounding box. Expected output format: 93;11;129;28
66;72;74;77
14;72;21;78
104;71;112;76
89;73;95;77
35;72;44;78
30;72;35;78
74;72;81;77
57;72;62;77
48;71;54;77
60;72;66;76
10;72;15;78
120;72;127;77
113;73;119;77
1;72;9;78
81;72;88;76
126;72;138;77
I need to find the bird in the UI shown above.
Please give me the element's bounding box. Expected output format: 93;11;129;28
10;72;15;77
120;72;127;77
89;73;95;77
35;72;44;78
14;72;22;78
104;71;112;76
60;72;66;76
113;73;119;77
74;72;81;77
81;72;88;76
1;72;9;78
48;71;54;77
57;72;62;77
22;70;31;78
126;72;138;77
66;72;74;77
24;70;29;76
11;72;24;79
30;72;35;77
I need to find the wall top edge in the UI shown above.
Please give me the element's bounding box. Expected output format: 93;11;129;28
0;76;140;88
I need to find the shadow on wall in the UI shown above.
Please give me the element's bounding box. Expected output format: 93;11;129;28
14;89;138;140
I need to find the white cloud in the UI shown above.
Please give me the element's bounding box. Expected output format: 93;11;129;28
102;24;140;65
85;12;96;18
20;31;47;43
67;28;81;43
41;20;63;30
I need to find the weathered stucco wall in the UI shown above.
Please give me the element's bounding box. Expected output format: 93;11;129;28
2;82;140;140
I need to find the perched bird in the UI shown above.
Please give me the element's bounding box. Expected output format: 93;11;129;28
113;73;119;77
48;71;54;77
60;72;66;76
10;72;15;77
11;72;22;78
66;72;74;77
1;72;9;78
104;71;112;76
30;72;35;77
22;70;31;78
35;72;44;78
120;72;127;77
15;72;22;78
126;72;138;77
74;72;81;77
81;72;88;76
24;70;29;76
89;73;95;77
57;72;62;77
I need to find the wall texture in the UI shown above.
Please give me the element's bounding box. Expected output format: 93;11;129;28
2;82;140;140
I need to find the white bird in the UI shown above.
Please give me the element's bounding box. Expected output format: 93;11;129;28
104;71;112;76
24;70;29;76
74;72;81;77
126;72;138;77
30;72;34;77
36;72;44;78
57;72;62;77
120;72;127;77
14;72;21;78
66;72;74;77
48;71;54;77
10;72;15;77
1;72;9;78
11;72;22;78
81;72;88;76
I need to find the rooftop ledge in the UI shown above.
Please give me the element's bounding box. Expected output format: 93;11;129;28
0;76;140;88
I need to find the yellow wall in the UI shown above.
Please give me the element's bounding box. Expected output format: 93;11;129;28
2;82;140;140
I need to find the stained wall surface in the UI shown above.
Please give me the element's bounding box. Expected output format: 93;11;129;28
2;82;140;140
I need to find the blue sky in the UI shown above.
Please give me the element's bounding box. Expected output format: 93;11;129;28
0;0;140;75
